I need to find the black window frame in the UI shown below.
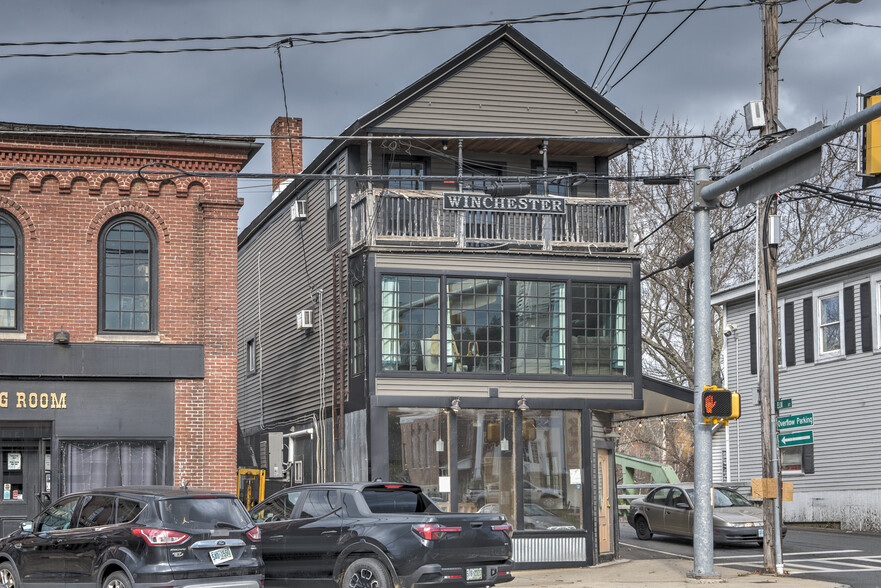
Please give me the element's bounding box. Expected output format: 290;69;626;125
0;210;24;331
97;214;158;334
377;273;632;378
385;155;430;190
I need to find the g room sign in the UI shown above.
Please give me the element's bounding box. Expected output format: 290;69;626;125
0;391;67;410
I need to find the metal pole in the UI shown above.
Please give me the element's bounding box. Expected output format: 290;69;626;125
767;291;784;574
689;164;718;579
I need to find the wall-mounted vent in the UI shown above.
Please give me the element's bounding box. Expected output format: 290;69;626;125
290;200;307;221
296;309;313;330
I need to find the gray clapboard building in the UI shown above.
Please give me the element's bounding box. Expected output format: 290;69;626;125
237;25;691;566
713;234;881;532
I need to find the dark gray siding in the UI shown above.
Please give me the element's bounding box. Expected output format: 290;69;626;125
238;154;349;435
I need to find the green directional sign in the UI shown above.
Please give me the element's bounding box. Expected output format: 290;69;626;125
776;399;792;410
777;412;813;430
778;430;813;447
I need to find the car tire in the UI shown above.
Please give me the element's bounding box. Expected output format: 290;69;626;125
0;561;22;588
539;495;557;510
634;516;653;540
341;557;392;588
103;571;133;588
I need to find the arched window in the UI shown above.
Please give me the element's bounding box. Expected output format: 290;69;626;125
0;211;23;330
98;215;157;333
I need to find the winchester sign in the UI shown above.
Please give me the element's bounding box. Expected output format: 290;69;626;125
443;192;567;214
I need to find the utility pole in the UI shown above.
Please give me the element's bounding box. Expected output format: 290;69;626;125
758;0;783;573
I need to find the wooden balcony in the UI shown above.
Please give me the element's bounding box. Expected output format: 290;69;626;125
351;190;630;252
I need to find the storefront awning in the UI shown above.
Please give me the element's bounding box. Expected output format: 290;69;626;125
611;376;693;422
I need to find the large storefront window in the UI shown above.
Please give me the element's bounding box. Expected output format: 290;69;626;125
61;441;165;494
457;410;515;524
510;281;566;374
571;283;626;375
381;276;441;371
446;278;504;373
388;408;448;506
522;410;582;529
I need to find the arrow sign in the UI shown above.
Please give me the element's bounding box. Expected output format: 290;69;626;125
778;430;814;447
777;412;813;430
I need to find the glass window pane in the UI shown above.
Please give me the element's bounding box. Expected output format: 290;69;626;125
447;278;504;373
103;220;152;331
388;408;448;507
522;410;582;530
380;275;441;371
572;282;627;375
61;440;165;494
510;281;566;374
457;410;516;525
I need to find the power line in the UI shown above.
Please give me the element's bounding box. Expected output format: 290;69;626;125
0;1;794;59
598;1;655;94
593;0;633;88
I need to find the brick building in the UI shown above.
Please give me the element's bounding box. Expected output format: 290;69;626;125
0;122;259;535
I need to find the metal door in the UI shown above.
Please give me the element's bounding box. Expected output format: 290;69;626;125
0;441;42;536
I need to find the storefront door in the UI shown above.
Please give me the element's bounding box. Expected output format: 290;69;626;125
596;448;613;553
1;439;45;536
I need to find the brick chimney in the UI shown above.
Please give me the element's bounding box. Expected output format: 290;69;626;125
270;116;302;197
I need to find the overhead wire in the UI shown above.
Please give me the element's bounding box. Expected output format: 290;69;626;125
593;0;633;88
597;1;655;94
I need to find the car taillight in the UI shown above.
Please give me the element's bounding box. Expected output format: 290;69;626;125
246;525;261;542
412;523;462;541
491;523;513;538
132;528;190;546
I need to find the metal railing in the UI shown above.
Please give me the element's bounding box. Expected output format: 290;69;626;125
351;190;629;251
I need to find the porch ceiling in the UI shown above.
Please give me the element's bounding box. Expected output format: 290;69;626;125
612;376;694;422
363;134;639;159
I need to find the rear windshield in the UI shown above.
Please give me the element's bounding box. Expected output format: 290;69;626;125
159;497;251;530
362;488;439;514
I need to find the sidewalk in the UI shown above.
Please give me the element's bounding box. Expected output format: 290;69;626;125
507;558;848;587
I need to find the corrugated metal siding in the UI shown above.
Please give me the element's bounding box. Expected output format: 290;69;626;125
513;534;587;564
377;43;622;136
374;253;634;279
375;378;633;400
717;263;881;529
238;155;349;435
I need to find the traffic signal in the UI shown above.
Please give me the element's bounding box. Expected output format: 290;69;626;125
701;386;740;425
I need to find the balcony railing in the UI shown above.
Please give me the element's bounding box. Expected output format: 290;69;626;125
351;190;629;252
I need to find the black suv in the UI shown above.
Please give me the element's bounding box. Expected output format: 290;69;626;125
0;486;263;588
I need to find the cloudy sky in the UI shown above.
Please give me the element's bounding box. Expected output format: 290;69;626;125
3;0;879;231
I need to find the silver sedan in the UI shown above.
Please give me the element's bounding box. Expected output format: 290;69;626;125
627;483;785;546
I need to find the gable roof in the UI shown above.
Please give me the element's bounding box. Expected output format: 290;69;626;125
239;25;647;247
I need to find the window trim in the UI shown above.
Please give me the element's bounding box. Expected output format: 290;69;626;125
777;300;785;369
531;160;577;197
326;165;340;247
814;286;843;359
246;336;258;375
874;274;881;351
97;214;158;334
384;155;430;191
0;210;24;332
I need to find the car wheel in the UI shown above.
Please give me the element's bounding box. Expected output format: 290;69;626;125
634;516;653;540
539;495;557;510
0;562;22;588
103;571;133;588
341;557;391;588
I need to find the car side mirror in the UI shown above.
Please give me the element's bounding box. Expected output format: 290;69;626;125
20;521;33;533
674;502;691;510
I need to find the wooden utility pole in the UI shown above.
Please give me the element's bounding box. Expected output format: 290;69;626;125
758;0;782;574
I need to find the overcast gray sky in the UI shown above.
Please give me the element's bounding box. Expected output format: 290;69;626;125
3;0;879;231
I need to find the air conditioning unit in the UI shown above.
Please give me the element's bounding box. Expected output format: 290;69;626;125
290;200;306;221
296;309;313;330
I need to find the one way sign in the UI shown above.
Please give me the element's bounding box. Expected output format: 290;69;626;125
778;430;814;447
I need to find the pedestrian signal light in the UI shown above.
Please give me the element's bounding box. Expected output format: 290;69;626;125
701;386;740;425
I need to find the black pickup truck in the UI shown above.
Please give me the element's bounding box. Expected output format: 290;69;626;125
249;481;514;588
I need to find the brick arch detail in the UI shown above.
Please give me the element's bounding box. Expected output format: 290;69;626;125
0;195;37;239
87;200;170;243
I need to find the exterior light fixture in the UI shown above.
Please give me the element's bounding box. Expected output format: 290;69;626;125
517;396;529;411
450;398;461;413
53;330;70;345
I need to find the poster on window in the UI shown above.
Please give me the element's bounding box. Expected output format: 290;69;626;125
7;453;21;470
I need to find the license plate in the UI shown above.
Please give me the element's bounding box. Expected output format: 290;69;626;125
209;546;233;565
757;528;764;538
466;567;483;581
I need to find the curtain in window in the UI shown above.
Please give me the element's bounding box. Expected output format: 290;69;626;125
612;285;627;372
62;441;164;494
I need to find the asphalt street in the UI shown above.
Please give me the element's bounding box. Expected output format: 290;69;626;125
618;519;881;588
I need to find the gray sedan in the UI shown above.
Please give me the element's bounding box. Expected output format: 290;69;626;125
627;484;785;546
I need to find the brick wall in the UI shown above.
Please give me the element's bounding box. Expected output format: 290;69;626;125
0;127;255;493
270;116;303;192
